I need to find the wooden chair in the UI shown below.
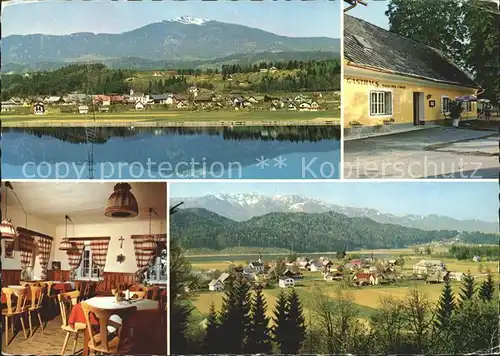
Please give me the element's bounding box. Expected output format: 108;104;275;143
2;287;29;346
58;291;86;355
27;285;45;336
42;281;58;317
81;302;137;355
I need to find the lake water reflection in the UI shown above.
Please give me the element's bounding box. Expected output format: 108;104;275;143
1;126;341;179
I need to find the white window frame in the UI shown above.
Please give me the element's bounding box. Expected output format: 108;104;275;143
368;90;393;117
145;248;167;285
75;245;102;281
462;101;472;112
441;96;451;113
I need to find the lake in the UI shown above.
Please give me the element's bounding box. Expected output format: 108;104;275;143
1;126;341;179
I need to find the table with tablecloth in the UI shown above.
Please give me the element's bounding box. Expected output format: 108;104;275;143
68;296;163;355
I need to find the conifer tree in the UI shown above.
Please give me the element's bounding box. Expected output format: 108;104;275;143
459;271;476;304
246;287;272;354
285;288;307;354
204;302;220;353
218;274;251;353
479;272;495;302
272;290;289;354
434;279;456;330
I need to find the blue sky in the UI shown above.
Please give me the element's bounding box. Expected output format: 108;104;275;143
344;0;390;29
170;182;499;222
2;0;341;38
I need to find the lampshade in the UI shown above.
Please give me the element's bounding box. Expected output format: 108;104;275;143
59;238;73;251
104;183;138;218
141;236;157;251
0;219;17;239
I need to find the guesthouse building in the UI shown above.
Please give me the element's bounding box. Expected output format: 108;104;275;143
343;15;481;135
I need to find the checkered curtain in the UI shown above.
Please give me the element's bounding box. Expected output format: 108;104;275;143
18;234;34;270
133;234;166;282
89;240;109;276
133;236;157;270
35;236;53;280
67;241;85;279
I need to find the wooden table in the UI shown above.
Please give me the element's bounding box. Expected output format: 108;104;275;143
68;296;160;356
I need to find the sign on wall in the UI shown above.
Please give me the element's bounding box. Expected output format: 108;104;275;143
345;77;406;89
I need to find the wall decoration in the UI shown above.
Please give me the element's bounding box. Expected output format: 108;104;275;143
51;261;61;270
116;254;126;263
4;241;15;259
429;100;436;107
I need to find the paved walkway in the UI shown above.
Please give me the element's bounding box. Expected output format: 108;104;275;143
344;127;499;179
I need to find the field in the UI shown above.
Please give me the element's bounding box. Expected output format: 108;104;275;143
187;250;499;325
1;109;340;127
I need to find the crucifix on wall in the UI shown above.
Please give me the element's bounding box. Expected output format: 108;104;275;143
119;236;125;249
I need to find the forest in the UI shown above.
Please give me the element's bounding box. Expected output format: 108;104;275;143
169;209;497;251
1;59;341;100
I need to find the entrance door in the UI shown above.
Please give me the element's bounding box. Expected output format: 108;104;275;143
413;92;425;125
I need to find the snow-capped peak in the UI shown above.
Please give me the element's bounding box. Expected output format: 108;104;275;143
173;16;208;25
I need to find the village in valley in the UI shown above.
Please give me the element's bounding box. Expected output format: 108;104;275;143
194;250;489;296
1;59;341;125
2;88;335;116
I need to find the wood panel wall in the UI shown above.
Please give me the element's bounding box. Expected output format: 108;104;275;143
1;270;21;286
97;272;136;293
47;270;71;282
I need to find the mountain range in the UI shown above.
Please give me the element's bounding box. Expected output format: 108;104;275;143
170;194;498;233
170;208;498;252
3;16;340;68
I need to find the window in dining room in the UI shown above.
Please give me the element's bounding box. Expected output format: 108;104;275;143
146;248;167;284
76;246;101;280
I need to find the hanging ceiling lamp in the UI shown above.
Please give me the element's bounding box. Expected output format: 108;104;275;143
104;183;139;218
141;208;157;251
59;215;73;251
1;182;17;239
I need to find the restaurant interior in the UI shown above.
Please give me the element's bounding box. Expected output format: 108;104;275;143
1;181;167;355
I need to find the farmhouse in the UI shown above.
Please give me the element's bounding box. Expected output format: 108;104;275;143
176;100;188;109
1;100;17;112
278;276;295;288
208;272;230;291
93;95;111;106
151;94;171;105
413;259;446;276
110;95;125;104
33;102;45;115
135;102;145;111
353;272;379;285
78;105;89;114
343;15;481;133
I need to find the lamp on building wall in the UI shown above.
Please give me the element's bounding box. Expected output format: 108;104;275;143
59;215;74;251
1;182;17;239
104;183;139;218
141;208;158;251
426;94;432;100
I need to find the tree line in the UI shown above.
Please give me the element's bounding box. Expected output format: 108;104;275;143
170;209;480;252
1;63;134;100
387;0;499;103
170;238;499;354
448;244;499;260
